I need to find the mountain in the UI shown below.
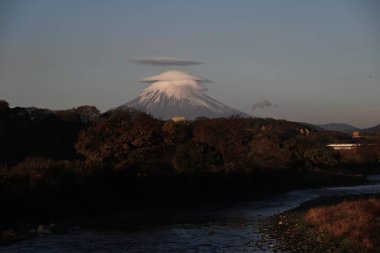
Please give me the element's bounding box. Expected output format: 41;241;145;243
318;123;359;133
362;124;380;134
318;123;380;134
116;70;249;120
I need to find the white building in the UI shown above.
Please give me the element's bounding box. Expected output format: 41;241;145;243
327;143;360;151
172;116;186;123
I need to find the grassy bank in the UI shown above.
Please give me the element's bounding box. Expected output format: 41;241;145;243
265;193;380;253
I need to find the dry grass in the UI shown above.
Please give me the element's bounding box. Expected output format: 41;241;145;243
306;198;380;250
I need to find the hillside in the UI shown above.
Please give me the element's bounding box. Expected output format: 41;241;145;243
318;123;380;134
318;123;359;133
362;124;380;134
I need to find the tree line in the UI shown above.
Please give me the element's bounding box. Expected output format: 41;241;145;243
0;99;379;222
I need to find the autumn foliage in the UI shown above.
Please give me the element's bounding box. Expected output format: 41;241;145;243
75;110;165;172
0;100;379;225
2;101;378;177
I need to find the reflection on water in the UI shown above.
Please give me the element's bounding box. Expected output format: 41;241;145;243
1;178;380;253
367;174;380;181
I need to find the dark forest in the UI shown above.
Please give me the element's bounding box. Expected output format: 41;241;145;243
0;99;379;229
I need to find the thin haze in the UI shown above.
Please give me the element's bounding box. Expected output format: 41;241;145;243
0;0;379;128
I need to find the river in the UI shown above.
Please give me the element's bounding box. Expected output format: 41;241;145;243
2;175;380;253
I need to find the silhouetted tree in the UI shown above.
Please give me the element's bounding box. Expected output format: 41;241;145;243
162;120;192;145
173;140;223;174
247;137;292;170
76;110;164;171
55;105;100;124
193;118;251;170
0;99;9;112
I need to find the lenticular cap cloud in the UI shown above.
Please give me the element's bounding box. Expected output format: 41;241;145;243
130;57;201;66
141;70;211;83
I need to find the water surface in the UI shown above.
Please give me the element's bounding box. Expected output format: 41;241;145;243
2;177;380;253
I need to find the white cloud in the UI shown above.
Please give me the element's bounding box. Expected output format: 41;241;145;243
141;70;209;99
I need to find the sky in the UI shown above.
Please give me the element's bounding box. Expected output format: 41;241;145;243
0;0;379;128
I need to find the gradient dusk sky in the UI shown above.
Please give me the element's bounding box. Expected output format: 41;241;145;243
0;0;379;128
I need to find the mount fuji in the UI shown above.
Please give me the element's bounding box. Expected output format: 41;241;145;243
117;70;249;120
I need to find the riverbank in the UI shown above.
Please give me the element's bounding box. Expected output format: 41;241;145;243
0;169;368;246
1;175;380;252
264;193;380;253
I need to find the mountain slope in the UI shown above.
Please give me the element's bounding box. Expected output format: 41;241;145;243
318;123;359;133
318;123;380;134
362;124;380;134
116;70;249;120
118;89;248;120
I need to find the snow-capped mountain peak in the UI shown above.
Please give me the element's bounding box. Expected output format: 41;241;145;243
117;70;249;120
143;80;206;100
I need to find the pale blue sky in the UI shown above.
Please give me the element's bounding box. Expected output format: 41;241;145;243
0;0;379;127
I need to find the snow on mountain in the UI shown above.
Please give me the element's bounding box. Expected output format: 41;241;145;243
117;70;249;120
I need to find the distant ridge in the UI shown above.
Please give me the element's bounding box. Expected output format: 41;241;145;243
318;123;359;133
362;124;380;134
318;123;380;134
